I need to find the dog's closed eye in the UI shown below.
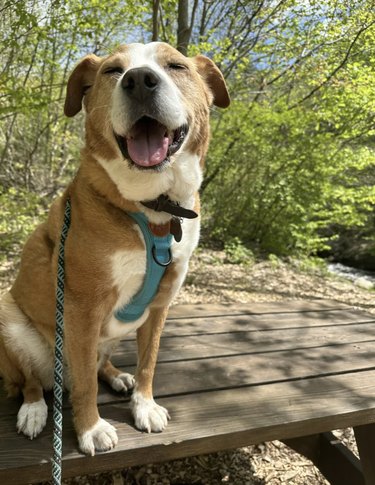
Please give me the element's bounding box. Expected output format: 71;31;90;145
103;66;124;75
167;63;188;71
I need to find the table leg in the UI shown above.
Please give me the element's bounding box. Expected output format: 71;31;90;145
354;423;375;485
283;432;363;485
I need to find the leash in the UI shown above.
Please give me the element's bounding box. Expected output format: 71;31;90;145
52;197;71;485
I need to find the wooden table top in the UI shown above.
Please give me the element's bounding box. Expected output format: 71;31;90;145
1;299;375;484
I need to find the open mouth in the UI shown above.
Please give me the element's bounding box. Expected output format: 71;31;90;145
114;116;188;169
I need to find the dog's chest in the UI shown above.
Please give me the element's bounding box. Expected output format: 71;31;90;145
102;217;199;341
104;242;148;340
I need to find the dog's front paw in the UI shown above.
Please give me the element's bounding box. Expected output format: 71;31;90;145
17;398;48;439
78;418;118;456
131;391;170;433
110;372;135;393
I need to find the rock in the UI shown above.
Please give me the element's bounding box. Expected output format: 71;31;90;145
355;277;374;290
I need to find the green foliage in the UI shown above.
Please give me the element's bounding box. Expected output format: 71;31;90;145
201;0;375;256
203;92;375;254
289;256;329;276
224;237;254;265
0;0;149;193
267;254;281;269
0;188;46;258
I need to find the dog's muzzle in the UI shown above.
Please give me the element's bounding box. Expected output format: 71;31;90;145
114;66;189;170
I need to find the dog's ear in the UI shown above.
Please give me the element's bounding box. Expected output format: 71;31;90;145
64;54;102;117
193;55;230;108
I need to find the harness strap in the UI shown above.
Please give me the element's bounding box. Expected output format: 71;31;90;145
114;212;173;323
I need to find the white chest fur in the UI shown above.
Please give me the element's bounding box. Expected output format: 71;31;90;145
102;233;148;341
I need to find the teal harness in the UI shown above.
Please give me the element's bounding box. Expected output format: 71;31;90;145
115;211;173;322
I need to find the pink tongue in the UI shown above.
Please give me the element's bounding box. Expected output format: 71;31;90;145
127;120;169;167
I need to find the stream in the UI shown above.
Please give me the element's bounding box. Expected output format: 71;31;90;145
328;262;375;289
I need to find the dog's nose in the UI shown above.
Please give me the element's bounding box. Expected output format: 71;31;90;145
121;67;161;101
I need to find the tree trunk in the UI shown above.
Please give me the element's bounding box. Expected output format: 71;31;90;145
177;0;190;55
152;0;160;41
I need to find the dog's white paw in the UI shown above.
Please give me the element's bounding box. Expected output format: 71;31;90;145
110;373;135;392
17;399;48;439
131;391;170;433
78;418;118;456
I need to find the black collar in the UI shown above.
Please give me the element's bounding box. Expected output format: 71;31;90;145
140;194;198;242
141;194;198;219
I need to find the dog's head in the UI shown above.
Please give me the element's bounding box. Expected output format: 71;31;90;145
64;42;229;203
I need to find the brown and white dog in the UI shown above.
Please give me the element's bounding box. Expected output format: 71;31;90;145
0;42;229;455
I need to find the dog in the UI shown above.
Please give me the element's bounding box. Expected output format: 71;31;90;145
0;42;229;455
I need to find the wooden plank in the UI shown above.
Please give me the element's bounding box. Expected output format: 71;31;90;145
2;306;373;391
1;304;374;413
2;368;375;484
162;310;375;337
110;321;375;364
167;299;352;319
147;341;375;397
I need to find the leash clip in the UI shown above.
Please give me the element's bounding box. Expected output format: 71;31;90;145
152;245;172;267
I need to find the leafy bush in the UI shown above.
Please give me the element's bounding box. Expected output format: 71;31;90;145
202;91;374;256
224;237;254;265
0;188;46;259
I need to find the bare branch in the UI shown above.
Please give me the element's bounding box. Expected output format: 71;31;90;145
158;3;169;43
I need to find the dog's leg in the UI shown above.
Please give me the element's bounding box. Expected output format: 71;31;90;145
0;332;48;438
0;293;48;438
0;329;23;398
65;307;118;455
99;359;135;393
131;306;170;433
17;374;48;439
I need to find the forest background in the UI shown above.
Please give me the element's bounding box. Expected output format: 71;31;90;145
1;0;374;270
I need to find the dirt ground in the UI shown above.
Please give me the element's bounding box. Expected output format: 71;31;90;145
1;249;374;485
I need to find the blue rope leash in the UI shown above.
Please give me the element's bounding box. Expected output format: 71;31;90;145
52;198;71;485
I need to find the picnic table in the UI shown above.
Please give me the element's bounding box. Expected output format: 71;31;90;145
1;299;375;485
